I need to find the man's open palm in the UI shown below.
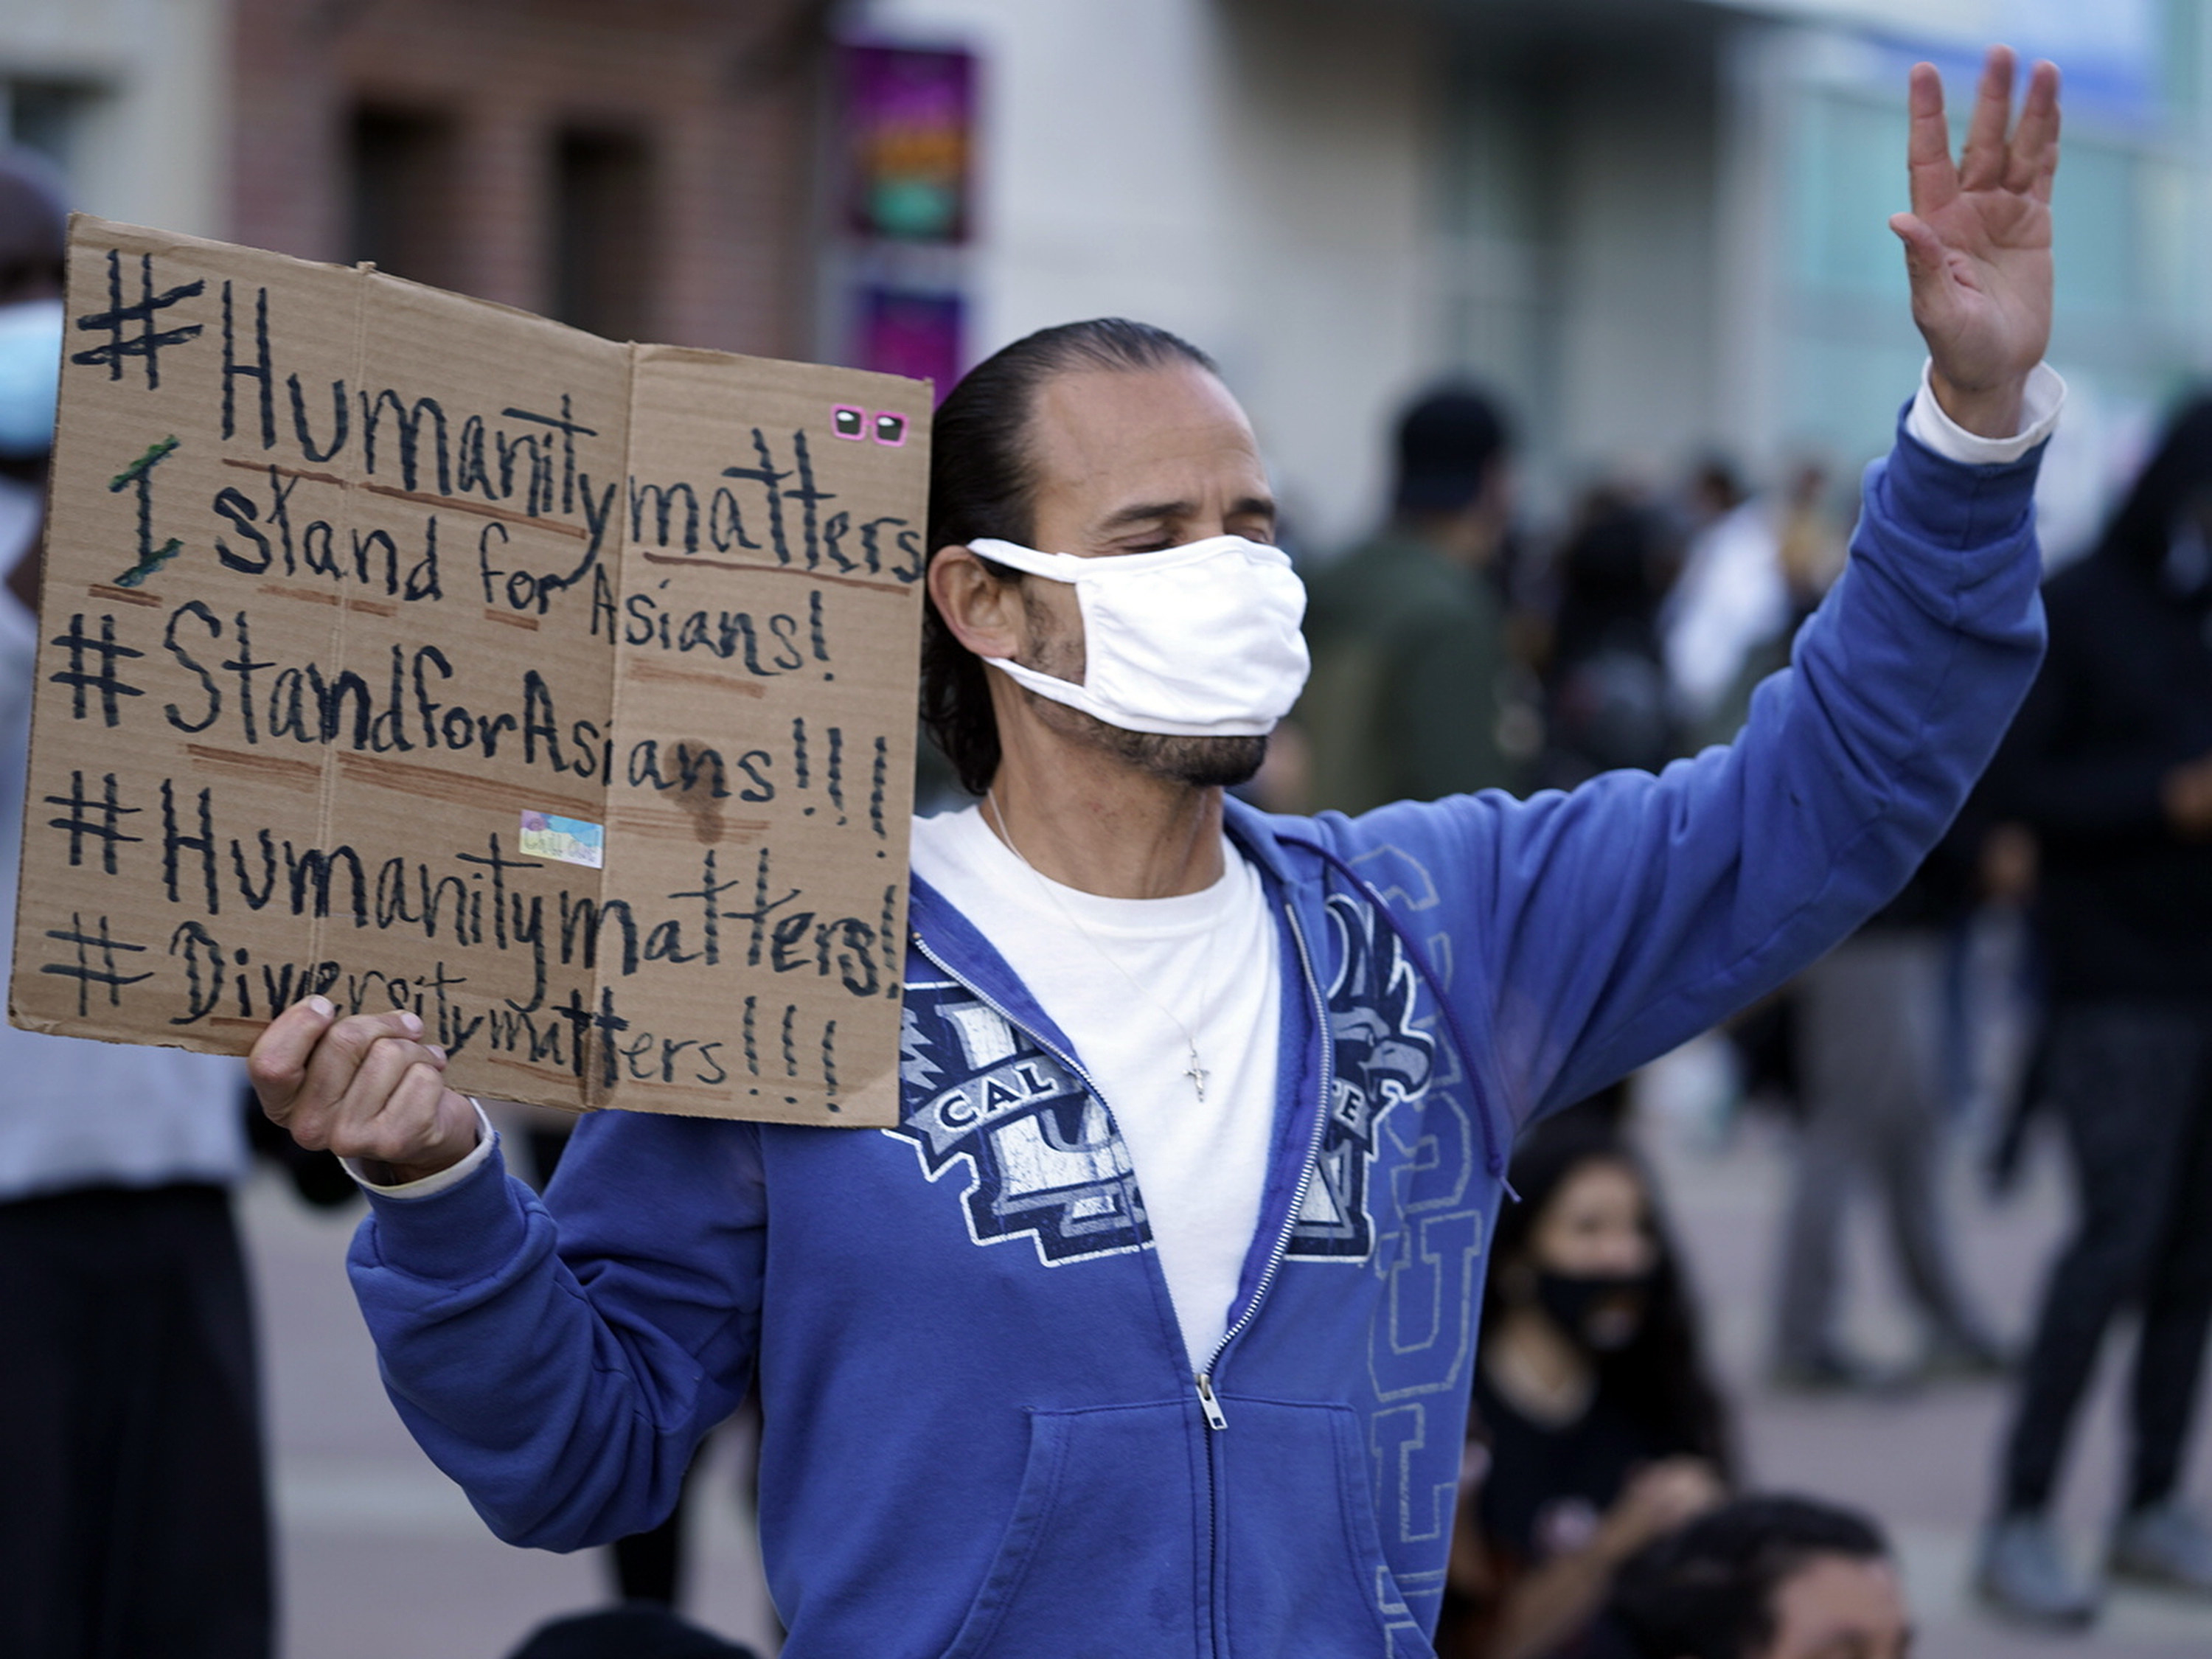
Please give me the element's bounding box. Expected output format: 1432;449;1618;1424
1891;46;2060;437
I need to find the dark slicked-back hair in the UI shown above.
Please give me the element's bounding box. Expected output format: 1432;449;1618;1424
922;318;1218;795
1591;1495;1890;1659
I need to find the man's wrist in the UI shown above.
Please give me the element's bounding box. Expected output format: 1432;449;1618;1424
344;1098;495;1198
1927;366;2026;440
1905;360;2065;469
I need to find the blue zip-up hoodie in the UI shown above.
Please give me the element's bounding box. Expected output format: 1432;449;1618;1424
349;424;2045;1658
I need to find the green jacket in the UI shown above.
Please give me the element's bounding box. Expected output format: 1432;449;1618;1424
1297;532;1520;813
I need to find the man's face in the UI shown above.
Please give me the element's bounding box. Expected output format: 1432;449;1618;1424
1002;361;1278;787
1761;1553;1911;1659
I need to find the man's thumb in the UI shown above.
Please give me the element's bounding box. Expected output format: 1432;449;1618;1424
1889;212;1945;276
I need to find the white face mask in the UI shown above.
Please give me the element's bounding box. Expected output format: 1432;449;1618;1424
970;534;1310;737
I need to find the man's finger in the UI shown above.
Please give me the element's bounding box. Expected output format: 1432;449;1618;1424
1905;63;1958;218
248;994;337;1120
333;1028;446;1122
2006;59;2062;202
1888;212;1951;283
285;1026;444;1152
292;1009;431;1122
335;1060;456;1166
1958;44;2017;192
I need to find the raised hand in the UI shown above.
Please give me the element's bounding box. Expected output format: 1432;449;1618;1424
1890;46;2060;438
251;998;481;1185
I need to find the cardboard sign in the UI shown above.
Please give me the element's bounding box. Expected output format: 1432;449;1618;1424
7;217;931;1126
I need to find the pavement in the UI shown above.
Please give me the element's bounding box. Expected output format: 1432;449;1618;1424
1640;1034;2212;1659
244;1044;2212;1658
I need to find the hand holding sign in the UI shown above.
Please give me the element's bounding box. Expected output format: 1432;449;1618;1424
251;997;479;1183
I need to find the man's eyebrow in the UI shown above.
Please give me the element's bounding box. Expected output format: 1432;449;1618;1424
1096;495;1278;531
1098;500;1192;530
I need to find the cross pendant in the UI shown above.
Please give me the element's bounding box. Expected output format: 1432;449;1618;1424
1186;1045;1209;1102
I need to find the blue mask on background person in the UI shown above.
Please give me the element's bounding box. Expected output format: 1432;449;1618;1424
0;298;63;459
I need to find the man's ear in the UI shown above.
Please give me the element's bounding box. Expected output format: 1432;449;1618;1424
928;545;1026;660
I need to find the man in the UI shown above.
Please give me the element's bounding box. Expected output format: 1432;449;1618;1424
253;52;2059;1657
1299;382;1526;811
0;154;271;1658
1592;1495;1910;1659
1975;393;2212;1624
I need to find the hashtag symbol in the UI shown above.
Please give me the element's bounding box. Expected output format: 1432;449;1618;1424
44;771;143;874
39;912;153;1017
47;613;147;727
70;250;206;389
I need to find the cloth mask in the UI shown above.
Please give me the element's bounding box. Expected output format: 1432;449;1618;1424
0;299;62;459
1533;1267;1655;1354
970;534;1310;737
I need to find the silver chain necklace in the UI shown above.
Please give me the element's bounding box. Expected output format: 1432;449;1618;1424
985;790;1217;1103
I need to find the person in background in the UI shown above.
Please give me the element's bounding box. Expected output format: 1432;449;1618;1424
1769;811;2008;1391
1975;394;2212;1625
1298;382;1531;810
504;1602;763;1659
1590;1495;1911;1659
1537;487;1677;790
1661;459;1793;754
1439;1113;1733;1659
1774;462;1848;618
0;153;271;1658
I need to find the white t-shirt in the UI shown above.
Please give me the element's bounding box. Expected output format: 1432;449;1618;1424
909;806;1281;1370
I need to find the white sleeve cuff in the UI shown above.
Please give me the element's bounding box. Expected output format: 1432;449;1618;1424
342;1097;495;1200
1905;360;2065;466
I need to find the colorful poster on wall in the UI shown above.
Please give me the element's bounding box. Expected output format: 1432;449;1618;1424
844;44;975;245
856;287;963;404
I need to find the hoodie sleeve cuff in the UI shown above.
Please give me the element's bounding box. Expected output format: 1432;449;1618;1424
1905;360;2065;466
341;1097;495;1199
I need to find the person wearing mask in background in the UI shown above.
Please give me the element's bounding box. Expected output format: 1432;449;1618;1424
1439;1115;1733;1659
248;55;2059;1658
1298;382;1532;811
0;153;271;1658
1590;1495;1912;1659
1975;395;2212;1625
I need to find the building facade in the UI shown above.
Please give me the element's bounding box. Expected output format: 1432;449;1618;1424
229;0;829;360
858;0;2212;553
0;0;230;235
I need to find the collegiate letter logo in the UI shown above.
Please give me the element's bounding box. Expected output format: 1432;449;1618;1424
1287;892;1438;1260
886;979;1151;1265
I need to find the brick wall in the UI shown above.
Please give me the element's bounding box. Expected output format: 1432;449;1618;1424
229;0;827;357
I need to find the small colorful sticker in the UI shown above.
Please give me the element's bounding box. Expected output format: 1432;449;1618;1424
872;411;908;447
831;404;866;439
519;811;605;869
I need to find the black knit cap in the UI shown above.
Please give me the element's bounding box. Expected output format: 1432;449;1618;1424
1394;383;1510;515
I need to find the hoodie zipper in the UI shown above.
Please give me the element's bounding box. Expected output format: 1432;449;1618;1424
1193;900;1336;1424
916;907;1338;1659
1192;900;1337;1659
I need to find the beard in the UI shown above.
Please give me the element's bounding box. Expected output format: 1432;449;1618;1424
1062;713;1269;788
1016;586;1269;788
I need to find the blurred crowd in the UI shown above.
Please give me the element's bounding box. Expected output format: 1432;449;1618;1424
1278;372;2212;1652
